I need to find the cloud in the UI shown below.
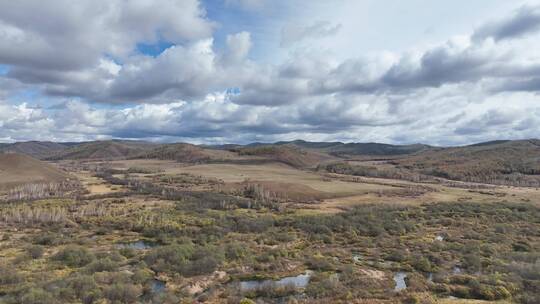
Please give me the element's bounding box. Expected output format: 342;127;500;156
0;0;216;102
0;1;540;145
281;21;342;47
0;0;214;71
221;32;252;64
473;5;540;41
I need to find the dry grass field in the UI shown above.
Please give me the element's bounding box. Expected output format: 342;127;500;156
80;158;540;214
0;154;71;190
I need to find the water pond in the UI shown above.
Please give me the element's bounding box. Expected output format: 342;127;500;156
151;279;166;294
239;271;313;292
117;240;158;250
393;272;407;291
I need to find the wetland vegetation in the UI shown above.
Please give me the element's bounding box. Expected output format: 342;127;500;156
0;140;539;303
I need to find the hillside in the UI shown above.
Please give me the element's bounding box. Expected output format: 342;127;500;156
140;143;235;163
233;145;336;168
0;141;68;159
396;139;540;186
0;153;71;189
279;140;431;157
47;140;157;160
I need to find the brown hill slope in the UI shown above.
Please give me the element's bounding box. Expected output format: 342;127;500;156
277;140;432;157
234;145;336;168
140;143;235;162
0;141;68;159
47;140;157;160
0;153;71;189
396;139;540;186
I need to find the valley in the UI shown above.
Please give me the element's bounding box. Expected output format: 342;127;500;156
0;139;539;304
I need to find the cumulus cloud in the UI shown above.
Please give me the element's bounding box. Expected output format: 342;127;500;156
0;0;213;70
281;21;342;47
1;86;539;146
1;1;540;145
473;4;540;41
221;32;253;65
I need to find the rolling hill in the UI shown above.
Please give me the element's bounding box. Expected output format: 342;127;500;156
395;139;540;186
46;140;158;160
278;140;432;157
140;143;235;163
0;153;71;189
0;141;68;159
214;140;432;157
233;145;337;168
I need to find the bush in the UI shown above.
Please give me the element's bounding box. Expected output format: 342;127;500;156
53;246;95;267
104;283;141;303
411;256;432;272
26;245;45;259
225;242;250;261
306;273;345;298
386;249;408;262
33;232;69;246
513;241;532;252
119;247;136;258
132;268;153;284
0;265;22;284
20;288;55;304
67;274;101;302
145;243;224;277
85;258;119;273
305;255;334;271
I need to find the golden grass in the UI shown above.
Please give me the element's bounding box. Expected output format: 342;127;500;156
77;159;540;214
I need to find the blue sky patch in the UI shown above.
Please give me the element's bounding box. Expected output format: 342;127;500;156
0;64;9;75
136;41;175;57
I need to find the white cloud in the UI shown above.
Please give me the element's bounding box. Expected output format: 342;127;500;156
0;1;540;145
281;21;342;47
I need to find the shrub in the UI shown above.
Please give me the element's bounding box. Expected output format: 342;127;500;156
513;241;532;252
306;273;345;298
104;283;141;303
53;246;95;267
411;256;432;272
26;245;45;259
145;244;224;277
225;242;250;261
20;288;55;304
305;255;334;272
132;268;153;284
67;274;101;302
119;247;136;258
33;232;69;246
0;265;22;284
386;249;408;262
85;258;119;273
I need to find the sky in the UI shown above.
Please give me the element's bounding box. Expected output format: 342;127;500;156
0;0;540;145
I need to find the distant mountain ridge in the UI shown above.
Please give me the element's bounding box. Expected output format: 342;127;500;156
208;140;432;156
1;138;537;162
276;140;432;156
0;141;69;159
45;140;159;160
396;139;540;186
